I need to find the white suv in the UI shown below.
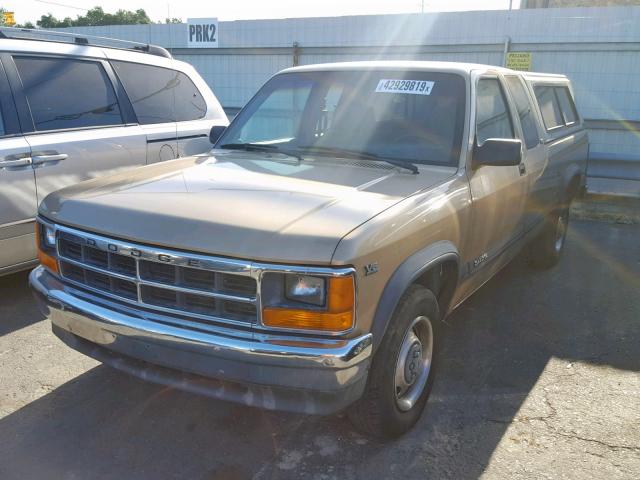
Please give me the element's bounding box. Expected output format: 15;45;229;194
0;27;227;275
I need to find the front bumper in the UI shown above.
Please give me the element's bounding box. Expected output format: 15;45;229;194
30;266;372;414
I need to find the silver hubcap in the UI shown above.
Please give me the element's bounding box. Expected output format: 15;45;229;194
554;214;567;252
394;316;433;412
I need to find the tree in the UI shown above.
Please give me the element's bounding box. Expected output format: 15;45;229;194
35;7;152;28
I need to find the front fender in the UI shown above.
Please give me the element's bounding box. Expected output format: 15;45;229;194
370;241;459;352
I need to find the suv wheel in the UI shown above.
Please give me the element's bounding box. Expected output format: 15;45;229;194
347;285;440;438
528;207;569;269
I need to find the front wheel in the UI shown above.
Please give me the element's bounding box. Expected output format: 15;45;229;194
348;285;440;438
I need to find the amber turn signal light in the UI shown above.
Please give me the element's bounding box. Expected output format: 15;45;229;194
262;276;355;332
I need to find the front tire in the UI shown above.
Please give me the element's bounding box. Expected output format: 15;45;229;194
348;285;440;438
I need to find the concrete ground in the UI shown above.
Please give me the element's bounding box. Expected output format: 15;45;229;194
0;219;638;480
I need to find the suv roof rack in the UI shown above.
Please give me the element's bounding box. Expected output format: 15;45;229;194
0;27;172;59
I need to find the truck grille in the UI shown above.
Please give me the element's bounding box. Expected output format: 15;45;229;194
56;229;258;327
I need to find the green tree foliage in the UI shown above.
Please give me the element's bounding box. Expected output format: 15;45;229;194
35;7;151;28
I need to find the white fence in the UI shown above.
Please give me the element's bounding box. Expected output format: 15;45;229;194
59;6;640;186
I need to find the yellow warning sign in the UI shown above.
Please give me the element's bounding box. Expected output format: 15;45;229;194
506;52;532;71
3;12;16;26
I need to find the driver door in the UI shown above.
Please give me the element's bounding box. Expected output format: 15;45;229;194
463;75;528;290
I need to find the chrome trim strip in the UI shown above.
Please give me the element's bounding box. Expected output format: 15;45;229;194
0;217;36;228
138;279;257;304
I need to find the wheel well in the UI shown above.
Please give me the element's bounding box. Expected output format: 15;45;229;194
412;259;458;317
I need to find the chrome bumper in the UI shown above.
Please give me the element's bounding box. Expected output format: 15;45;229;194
30;266;372;414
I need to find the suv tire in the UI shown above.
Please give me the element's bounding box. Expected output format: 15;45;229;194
348;285;440;438
527;207;569;269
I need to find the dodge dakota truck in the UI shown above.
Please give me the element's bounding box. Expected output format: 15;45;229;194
30;61;587;438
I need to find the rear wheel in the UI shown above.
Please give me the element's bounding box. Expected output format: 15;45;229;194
348;285;440;438
527;207;569;269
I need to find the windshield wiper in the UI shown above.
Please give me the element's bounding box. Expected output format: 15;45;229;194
297;145;419;174
219;143;303;161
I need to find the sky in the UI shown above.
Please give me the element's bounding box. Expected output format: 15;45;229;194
3;0;521;25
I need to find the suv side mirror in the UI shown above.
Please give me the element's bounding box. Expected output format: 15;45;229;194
209;125;227;145
473;138;522;167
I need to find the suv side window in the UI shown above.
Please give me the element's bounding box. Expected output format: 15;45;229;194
555;87;578;126
0;109;5;136
173;71;207;122
14;56;123;132
111;61;206;124
505;76;540;149
476;78;514;145
534;85;564;131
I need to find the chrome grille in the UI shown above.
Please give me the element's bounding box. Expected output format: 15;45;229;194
56;228;257;326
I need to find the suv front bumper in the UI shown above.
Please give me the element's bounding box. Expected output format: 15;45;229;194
30;266;372;414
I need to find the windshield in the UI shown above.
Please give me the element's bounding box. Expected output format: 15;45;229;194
218;70;466;166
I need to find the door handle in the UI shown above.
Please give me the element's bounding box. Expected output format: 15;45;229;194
0;157;32;169
31;153;68;165
518;163;526;176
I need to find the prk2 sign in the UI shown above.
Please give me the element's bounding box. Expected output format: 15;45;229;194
187;18;218;48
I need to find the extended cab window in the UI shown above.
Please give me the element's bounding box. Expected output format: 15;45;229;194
219;70;466;166
14;57;122;131
476;78;514;144
534;85;564;130
555;87;578;125
112;61;206;124
505;76;540;149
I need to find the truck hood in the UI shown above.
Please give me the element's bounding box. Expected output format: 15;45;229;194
40;150;455;264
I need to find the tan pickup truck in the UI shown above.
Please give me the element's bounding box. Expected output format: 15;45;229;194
30;61;587;438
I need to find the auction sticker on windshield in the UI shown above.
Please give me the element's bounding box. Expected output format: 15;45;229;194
375;79;434;95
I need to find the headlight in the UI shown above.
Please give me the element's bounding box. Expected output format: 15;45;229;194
43;225;56;248
36;221;59;274
285;275;326;306
261;272;355;332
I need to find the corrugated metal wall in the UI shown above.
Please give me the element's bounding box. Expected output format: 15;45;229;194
58;6;640;186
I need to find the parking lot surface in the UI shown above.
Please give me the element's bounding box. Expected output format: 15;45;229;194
0;219;638;480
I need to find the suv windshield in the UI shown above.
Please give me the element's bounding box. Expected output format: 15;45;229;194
218;70;466;166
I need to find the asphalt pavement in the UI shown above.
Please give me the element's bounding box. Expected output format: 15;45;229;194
0;219;638;479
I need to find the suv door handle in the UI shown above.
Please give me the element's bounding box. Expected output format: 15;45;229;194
0;157;32;169
518;163;526;176
31;153;68;165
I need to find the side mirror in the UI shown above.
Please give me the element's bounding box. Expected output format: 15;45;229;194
209;125;227;145
473;138;522;167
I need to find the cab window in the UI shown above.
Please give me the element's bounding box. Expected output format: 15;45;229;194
555;87;578;125
534;85;564;130
505;76;540;149
476;78;514;145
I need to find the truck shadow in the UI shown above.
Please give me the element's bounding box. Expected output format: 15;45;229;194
0;270;45;336
0;220;638;479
